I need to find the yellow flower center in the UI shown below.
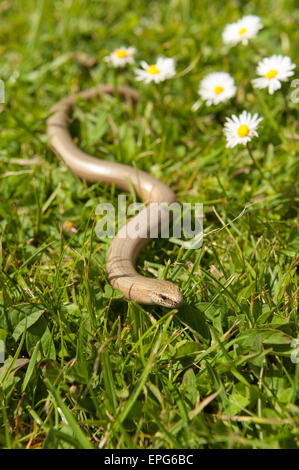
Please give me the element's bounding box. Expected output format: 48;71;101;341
147;64;160;75
238;27;247;36
237;124;249;138
115;49;128;59
214;86;224;95
265;69;278;79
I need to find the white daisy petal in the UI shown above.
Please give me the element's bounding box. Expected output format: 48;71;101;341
134;57;176;84
223;111;263;148
222;15;263;47
252;54;296;94
103;46;136;68
140;60;149;70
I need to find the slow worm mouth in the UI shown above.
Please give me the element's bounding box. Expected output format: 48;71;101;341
149;290;184;308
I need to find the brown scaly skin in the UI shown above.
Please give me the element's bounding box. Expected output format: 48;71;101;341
47;85;183;308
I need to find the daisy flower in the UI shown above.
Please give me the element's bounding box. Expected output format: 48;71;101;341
198;72;237;106
134;57;176;84
222;15;263;46
223;111;263;148
252;55;296;94
104;46;136;68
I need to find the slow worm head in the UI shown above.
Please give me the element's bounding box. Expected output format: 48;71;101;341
47;85;183;308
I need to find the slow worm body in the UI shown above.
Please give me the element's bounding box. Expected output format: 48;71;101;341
47;85;183;308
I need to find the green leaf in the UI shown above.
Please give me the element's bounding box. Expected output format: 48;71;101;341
237;329;291;347
174;342;203;359
22;341;40;392
178;304;210;340
0;329;8;343
12;309;43;341
103;284;123;299
45;379;93;449
26;317;56;359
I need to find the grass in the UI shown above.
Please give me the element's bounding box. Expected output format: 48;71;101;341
0;0;298;449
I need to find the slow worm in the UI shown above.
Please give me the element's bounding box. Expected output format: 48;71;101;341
47;85;183;308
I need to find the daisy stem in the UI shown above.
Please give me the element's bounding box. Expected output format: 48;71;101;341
248;41;263;59
256;91;279;133
246;143;277;191
113;72;121;101
281;88;290;124
156;81;166;107
246;143;263;176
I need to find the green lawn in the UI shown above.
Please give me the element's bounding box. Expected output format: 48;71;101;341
0;0;298;449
